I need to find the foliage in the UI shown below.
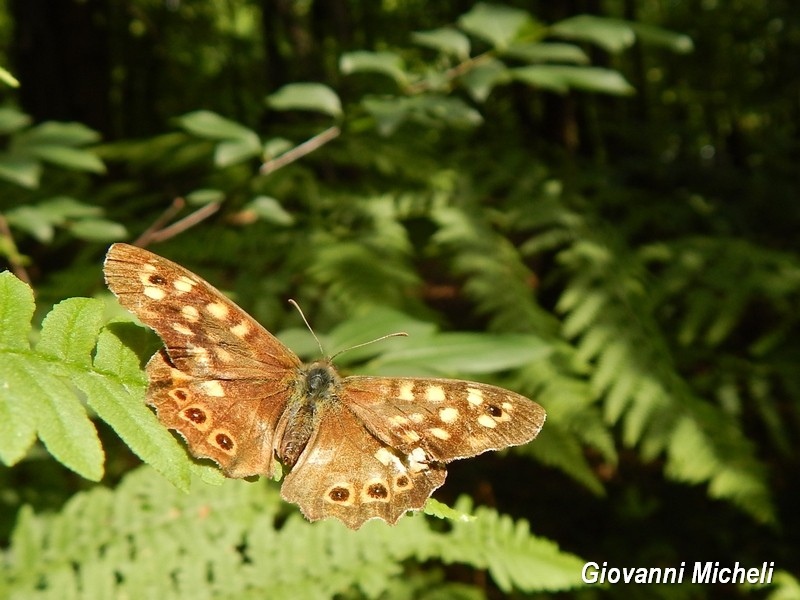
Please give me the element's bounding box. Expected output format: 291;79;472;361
1;1;799;598
1;468;586;599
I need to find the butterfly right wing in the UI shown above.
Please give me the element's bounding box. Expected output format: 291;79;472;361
104;243;302;478
341;376;546;462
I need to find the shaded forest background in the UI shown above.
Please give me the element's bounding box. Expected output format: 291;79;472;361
1;0;799;598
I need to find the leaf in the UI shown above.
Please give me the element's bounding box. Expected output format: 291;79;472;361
362;95;483;136
185;188;225;205
511;65;635;96
411;28;471;59
424;497;475;522
340;51;408;85
629;21;694;53
502;42;589;65
177;110;260;142
38;298;105;366
244;196;295;226
0;270;35;350
79;322;191;491
367;332;551;377
214;137;261;167
0;272;37;464
0;282;187;488
37;196;103;220
444;498;588;592
67;218;128;242
14;121;101;147
0;65;20;88
266;82;343;117
458;3;534;50
25;144;107;173
460;58;510;102
0;107;31;134
0;152;41;188
550;14;637;53
2;467;588;598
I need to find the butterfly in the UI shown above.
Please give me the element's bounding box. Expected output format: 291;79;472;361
103;243;546;529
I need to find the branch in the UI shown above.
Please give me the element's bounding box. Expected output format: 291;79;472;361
260;126;341;175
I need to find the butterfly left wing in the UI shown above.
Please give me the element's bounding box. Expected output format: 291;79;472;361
280;402;447;529
340;377;546;462
104;243;303;479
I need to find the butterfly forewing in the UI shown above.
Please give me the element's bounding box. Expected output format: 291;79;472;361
342;377;546;461
103;243;547;530
104;243;301;375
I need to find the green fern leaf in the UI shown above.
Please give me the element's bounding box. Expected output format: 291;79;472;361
2;467;588;598
0;272;190;488
0;284;104;479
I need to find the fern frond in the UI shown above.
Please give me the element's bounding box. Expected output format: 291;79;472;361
2;467;587;598
0;271;190;488
556;237;776;523
431;205;559;335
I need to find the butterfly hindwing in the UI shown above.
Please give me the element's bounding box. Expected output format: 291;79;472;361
280;401;447;529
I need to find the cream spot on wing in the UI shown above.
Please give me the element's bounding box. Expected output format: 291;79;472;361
402;430;421;443
467;387;484;406
188;344;210;367
408;447;429;472
375;447;395;466
438;407;459;423
172;322;194;336
429;427;451;440
181;305;200;322
143;286;166;300
169;367;191;383
408;413;425;423
143;263;157;273
199;380;225;397
397;381;415;401
493;406;512;423
230;321;250;338
215;347;234;363
375;448;405;471
390;415;409;426
173;276;195;293
502;401;512;412
426;385;446;403
206;301;229;319
477;414;498;428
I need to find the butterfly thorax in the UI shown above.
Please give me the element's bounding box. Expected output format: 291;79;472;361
278;360;341;468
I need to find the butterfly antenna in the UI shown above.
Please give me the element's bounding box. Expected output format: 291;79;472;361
329;331;408;361
288;299;326;357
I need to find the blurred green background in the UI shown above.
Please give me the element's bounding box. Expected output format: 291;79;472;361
1;1;798;598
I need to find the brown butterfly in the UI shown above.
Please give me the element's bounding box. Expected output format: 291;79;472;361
104;243;546;529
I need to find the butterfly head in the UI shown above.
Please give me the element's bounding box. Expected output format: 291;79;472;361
303;360;340;399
